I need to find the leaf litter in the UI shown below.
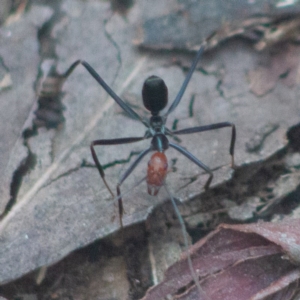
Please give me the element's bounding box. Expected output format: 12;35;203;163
142;220;300;300
1;0;300;299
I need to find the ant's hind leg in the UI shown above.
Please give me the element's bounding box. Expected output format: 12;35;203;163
115;147;152;227
229;124;236;168
90;136;146;198
116;185;124;228
90;142;114;197
203;172;213;191
169;143;214;191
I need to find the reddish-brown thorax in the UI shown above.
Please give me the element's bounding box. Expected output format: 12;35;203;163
147;152;168;196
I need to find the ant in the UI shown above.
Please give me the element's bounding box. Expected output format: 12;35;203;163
67;44;236;227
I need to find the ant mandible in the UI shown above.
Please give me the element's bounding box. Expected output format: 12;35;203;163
68;44;236;227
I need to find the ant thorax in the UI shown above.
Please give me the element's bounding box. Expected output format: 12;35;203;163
145;115;166;138
150;133;169;152
148;115;166;135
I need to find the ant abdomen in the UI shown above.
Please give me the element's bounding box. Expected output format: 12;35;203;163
142;75;168;115
147;152;168;196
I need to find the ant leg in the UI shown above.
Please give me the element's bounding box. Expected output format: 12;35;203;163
163;183;205;297
79;61;149;127
63;60;81;78
164;45;205;117
172;122;236;167
169;143;213;190
91;144;113;197
116;147;152;227
91;136;145;198
64;60;149;126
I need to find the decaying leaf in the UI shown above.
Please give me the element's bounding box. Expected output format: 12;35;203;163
135;0;300;51
1;0;300;289
143;219;300;300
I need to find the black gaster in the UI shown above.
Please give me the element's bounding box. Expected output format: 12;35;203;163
142;75;168;115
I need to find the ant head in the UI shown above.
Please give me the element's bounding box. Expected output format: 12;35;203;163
142;75;168;116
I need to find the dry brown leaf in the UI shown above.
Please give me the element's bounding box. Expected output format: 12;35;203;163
143;219;300;300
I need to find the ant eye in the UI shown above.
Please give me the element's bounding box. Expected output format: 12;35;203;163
142;75;168;114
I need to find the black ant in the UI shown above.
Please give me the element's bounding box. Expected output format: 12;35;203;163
67;44;236;226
